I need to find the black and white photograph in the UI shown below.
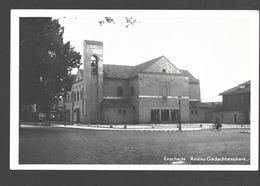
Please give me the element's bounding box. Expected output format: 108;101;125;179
10;10;259;170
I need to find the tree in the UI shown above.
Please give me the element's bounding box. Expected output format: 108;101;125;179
98;17;139;27
20;17;81;120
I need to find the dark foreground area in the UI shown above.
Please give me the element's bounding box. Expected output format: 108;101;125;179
19;126;250;164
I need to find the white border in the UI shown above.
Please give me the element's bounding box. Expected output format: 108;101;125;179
10;11;20;170
10;10;259;170
249;10;259;170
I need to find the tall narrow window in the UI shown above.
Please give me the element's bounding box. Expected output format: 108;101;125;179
131;86;134;97
162;86;168;97
117;87;123;97
91;55;98;75
77;92;79;101
82;89;84;114
74;92;76;102
80;90;83;100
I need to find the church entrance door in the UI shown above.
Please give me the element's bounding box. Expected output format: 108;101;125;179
151;109;159;122
161;109;169;122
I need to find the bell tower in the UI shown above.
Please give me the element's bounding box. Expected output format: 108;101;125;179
83;40;103;124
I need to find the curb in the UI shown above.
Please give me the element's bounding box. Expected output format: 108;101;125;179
50;124;203;131
20;124;250;132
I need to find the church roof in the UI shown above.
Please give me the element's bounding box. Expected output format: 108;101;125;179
102;56;164;79
103;65;135;79
219;80;250;96
77;56;198;81
179;70;199;83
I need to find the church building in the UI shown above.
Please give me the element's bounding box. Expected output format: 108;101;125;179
65;40;202;124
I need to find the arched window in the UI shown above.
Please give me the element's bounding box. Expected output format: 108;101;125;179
131;86;134;97
91;55;98;75
81;89;84;113
80;90;83;100
67;94;70;103
117;87;123;97
73;92;76;102
77;91;79;101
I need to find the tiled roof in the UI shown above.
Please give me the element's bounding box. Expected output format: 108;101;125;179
76;56;199;80
219;80;250;96
179;70;199;83
189;101;213;108
102;99;134;108
103;65;135;79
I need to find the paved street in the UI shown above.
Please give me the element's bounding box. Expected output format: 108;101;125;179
19;124;250;165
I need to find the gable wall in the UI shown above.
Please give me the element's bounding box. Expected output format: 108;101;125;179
145;57;180;74
137;72;190;123
138;73;189;97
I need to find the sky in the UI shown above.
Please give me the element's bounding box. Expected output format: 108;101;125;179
50;11;257;102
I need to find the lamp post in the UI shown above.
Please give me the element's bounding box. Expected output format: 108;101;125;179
63;94;66;126
64;110;66;126
178;96;182;130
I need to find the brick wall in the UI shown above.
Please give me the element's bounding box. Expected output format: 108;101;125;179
190;108;213;123
90;76;98;123
222;93;250;112
189;83;201;100
101;107;134;124
207;111;248;124
103;78;129;97
138;73;189;97
128;77;139;123
137;73;190;123
138;97;190;123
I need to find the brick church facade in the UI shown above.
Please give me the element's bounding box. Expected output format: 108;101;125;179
65;40;203;124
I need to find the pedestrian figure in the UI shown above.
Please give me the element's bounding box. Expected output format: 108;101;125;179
215;116;221;129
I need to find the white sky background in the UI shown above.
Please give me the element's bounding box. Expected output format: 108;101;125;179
52;11;257;102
